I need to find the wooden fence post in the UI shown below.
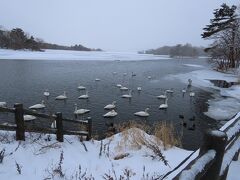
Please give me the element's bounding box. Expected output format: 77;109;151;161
87;117;92;140
199;130;227;180
56;112;63;142
14;103;25;141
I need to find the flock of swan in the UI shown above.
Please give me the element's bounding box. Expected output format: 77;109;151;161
0;75;195;128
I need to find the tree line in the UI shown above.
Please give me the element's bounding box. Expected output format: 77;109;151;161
0;26;101;52
141;43;206;58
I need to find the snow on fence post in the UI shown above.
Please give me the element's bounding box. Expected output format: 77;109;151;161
87;117;92;141
14;103;25;141
56;112;64;142
199;130;227;180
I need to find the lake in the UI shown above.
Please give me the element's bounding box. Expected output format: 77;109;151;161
0;57;218;150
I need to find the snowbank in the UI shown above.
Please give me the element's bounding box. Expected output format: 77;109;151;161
0;49;171;61
0;128;191;179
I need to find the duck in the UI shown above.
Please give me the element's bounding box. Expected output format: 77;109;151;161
29;100;45;109
51;120;56;129
24;115;36;121
0;102;7;107
122;90;132;98
159;98;168;109
77;85;86;90
43;89;50;97
55;91;67;100
116;84;122;88
166;88;174;93
137;87;142;91
120;86;128;91
134;108;150;117
78;91;89;99
74;104;90;115
189;91;195;97
104;101;116;110
157;91;167;99
95;78;101;81
103;110;118;118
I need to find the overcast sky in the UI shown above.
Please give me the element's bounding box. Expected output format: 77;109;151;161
0;0;239;51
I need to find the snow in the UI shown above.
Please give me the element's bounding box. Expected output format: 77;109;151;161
0;128;192;179
210;130;226;138
227;161;240;180
220;112;240;131
0;49;171;61
179;150;216;180
183;64;204;68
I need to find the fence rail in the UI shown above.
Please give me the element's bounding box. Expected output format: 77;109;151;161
0;103;92;142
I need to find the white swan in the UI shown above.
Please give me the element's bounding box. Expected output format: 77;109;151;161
157;91;167;99
189;91;195;97
29;100;45;109
122;90;132;98
0;102;7;107
95;78;101;81
103;110;118;117
137;87;142;91
55;91;67;100
24;115;36;121
120;86;128;91
51;120;56;129
116;84;122;88
74;104;90;115
134;108;150;117
43;89;50;97
104;101;116;109
166;88;174;93
159;98;168;109
77;85;86;90
78;91;89;99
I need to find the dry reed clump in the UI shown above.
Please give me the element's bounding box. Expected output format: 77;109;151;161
154;121;181;150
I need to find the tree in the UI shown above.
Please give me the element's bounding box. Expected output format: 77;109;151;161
202;3;240;70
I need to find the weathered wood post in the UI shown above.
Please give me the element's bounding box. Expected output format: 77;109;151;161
199;130;227;180
14;103;25;141
87;117;92;140
55;112;63;142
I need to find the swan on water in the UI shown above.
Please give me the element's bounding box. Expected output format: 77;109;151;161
77;85;86;90
189;91;195;97
166;88;174;93
103;110;118;117
0;102;7;107
120;86;128;91
43;89;50;97
159;98;168;109
122;90;132;98
74;103;90;115
24;115;36;121
29;100;45;109
134;108;150;117
78;91;89;99
55;91;67;100
137;87;142;91
104;101;116;109
157;91;167;99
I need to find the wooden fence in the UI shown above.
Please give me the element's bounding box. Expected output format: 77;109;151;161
166;113;240;180
0;103;92;142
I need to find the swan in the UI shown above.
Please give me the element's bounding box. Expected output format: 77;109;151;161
103;110;118;117
137;87;142;91
189;91;195;97
122;90;132;98
182;88;187;93
159;98;168;109
74;104;90;115
134;108;150;117
0;102;7;107
24;115;36;121
116;84;122;88
43;89;50;97
157;91;167;99
95;78;101;81
120;86;128;91
104;101;116;109
166;88;174;93
55;91;67;100
78;91;89;99
77;85;86;90
29;100;45;109
51;120;56;129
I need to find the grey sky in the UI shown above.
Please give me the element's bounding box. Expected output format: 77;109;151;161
0;0;239;51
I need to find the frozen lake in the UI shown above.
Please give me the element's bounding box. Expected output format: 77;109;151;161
0;51;217;150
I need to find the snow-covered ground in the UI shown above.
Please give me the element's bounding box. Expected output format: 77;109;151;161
0;128;191;179
0;49;170;61
166;68;240;121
